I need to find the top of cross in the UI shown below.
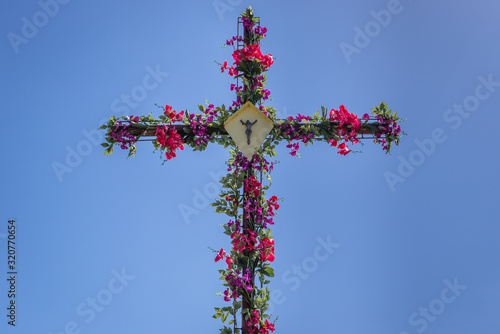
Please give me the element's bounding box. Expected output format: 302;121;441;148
100;6;403;161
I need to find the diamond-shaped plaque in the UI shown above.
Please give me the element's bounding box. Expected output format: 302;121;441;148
224;101;275;159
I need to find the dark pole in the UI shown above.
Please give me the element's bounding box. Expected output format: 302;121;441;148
241;18;253;334
241;16;252;334
241;167;251;334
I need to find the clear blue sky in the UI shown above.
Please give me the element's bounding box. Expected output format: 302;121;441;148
2;1;500;333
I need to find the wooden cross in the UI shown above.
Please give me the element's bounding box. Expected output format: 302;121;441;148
100;7;404;334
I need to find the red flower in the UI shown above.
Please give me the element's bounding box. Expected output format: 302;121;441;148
259;238;275;262
232;50;242;65
244;175;261;198
156;125;184;160
265;196;279;218
337;142;351;155
214;248;226;262
214;248;232;269
232;229;258;253
329;105;360;155
264;319;275;332
164;105;184;122
220;60;229;73
228;66;238;76
260;54;274;70
225;255;232;268
230;43;273;71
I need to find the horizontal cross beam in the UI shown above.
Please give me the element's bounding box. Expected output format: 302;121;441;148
125;120;383;141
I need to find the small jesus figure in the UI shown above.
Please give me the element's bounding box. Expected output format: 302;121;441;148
240;119;257;145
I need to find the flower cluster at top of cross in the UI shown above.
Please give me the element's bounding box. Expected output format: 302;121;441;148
220;11;274;111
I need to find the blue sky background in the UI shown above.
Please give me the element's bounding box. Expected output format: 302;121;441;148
1;0;500;333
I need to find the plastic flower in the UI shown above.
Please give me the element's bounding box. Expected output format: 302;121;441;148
329;105;360;155
155;125;184;160
214;248;227;262
259;238;275;262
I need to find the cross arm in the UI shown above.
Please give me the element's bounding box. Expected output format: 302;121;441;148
124;119;378;139
99;101;403;159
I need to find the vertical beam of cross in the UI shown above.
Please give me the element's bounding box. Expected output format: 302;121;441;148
241;172;251;334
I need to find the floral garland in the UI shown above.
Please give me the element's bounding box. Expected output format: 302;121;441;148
99;6;405;334
212;152;277;334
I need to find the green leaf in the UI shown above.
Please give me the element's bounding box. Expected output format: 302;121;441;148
262;267;274;277
266;173;272;186
100;143;109;148
233;300;242;310
104;146;113;156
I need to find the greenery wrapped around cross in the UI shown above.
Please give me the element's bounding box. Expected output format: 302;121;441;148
100;7;405;334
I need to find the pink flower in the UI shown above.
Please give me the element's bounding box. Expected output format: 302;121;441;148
286;142;300;156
